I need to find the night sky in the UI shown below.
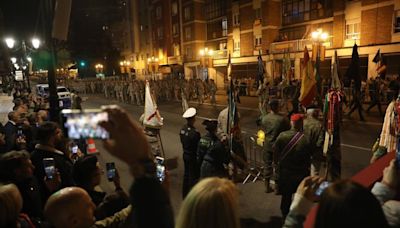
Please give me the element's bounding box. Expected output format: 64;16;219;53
0;0;41;38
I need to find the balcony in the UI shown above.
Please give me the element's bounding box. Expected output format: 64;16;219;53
212;49;228;59
167;55;183;65
270;37;332;54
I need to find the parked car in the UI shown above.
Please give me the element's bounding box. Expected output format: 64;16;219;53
35;84;72;108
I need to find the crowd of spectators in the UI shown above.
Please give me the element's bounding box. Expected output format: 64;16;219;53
0;87;398;228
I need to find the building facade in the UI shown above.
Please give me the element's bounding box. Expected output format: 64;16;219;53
119;0;400;85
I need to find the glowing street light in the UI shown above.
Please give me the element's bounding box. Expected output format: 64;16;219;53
5;37;15;49
31;38;41;49
311;29;329;42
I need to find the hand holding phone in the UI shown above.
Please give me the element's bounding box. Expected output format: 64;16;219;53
43;158;56;179
315;181;331;196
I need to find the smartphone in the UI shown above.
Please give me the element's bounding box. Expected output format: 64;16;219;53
156;156;166;182
315;181;331;196
71;145;78;154
61;109;109;139
17;126;24;138
106;162;116;181
43;158;56;179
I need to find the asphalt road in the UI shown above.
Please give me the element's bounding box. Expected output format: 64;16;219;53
82;94;383;227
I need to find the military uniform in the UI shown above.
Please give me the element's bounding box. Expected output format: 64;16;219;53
199;132;230;178
260;112;290;190
303;115;324;176
274;127;311;217
180;108;201;198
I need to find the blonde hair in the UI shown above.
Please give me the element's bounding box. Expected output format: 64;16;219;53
176;177;240;228
0;183;22;228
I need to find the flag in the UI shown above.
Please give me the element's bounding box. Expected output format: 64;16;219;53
282;51;291;85
144;80;163;128
256;50;265;86
227;53;232;81
227;79;237;152
344;44;361;90
299;47;316;107
331;50;341;90
373;49;386;77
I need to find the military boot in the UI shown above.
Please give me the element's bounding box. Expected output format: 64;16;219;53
264;179;273;193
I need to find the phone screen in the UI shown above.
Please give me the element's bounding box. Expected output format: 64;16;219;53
43;158;56;179
315;181;330;196
71;145;78;154
61;109;109;139
106;162;116;181
156;156;165;182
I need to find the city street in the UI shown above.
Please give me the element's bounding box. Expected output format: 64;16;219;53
80;93;383;227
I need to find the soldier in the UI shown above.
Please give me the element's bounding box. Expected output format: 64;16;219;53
179;107;201;198
273;114;311;217
303;106;324;176
256;81;270;115
260;99;290;192
197;79;205;104
209;79;217;105
174;81;181;101
198;119;230;178
366;76;383;116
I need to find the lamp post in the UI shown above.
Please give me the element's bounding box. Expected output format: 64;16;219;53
199;47;214;80
311;28;329;107
4;37;41;90
119;60;131;78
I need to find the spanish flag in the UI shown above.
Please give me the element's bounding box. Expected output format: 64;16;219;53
299;47;316;106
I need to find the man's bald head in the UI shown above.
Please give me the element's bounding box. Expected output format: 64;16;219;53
44;187;95;228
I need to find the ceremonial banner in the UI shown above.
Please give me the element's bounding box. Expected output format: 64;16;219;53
227;53;232;81
331;50;341;90
299;47;316;106
144;81;163;128
181;89;189;113
345;44;361;90
256;50;265;86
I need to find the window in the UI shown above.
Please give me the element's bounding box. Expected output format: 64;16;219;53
157;27;163;39
346;22;360;40
234;40;240;51
172;2;178;16
222;19;228;36
172;23;179;37
185;27;191;40
219;42;227;50
395;10;400;33
205;1;227;20
233;13;240;26
282;0;333;25
185;46;193;59
156;6;162;19
184;6;191;20
255;8;261;19
255;35;262;47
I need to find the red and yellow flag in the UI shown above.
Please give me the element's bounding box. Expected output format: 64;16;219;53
299;47;316;107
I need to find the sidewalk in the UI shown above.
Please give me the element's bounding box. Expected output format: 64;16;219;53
0;94;13;124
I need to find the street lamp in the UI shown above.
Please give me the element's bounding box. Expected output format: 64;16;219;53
120;60;132;77
4;37;41;89
5;37;15;49
311;28;328;107
31;38;41;49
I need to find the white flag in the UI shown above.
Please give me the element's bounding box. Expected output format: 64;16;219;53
144;81;163;128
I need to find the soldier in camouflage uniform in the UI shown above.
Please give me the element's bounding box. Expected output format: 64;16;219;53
256;82;270;115
260;99;290;192
303;106;324;176
273;114;311;217
209;79;217;105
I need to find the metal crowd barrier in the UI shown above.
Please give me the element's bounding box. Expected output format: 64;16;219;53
241;131;264;184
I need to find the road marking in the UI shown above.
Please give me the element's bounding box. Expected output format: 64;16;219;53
340;143;371;151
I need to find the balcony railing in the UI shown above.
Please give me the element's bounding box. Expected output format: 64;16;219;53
167;55;183;65
270;37;332;54
212;49;228;59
